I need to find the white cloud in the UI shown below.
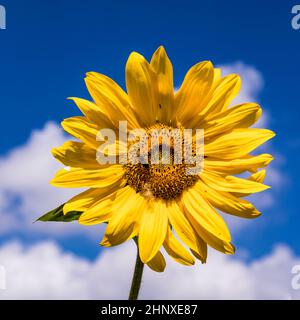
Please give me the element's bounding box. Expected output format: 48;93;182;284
0;240;299;300
143;245;300;300
0;122;101;238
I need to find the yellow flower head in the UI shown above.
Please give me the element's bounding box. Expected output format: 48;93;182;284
51;46;275;272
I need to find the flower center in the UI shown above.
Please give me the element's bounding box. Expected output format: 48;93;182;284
124;123;199;201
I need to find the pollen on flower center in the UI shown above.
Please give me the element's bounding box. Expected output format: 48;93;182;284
124;123;199;200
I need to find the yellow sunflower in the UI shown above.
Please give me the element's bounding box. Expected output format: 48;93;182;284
50;46;275;274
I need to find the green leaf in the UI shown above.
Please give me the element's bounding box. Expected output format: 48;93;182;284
36;204;83;222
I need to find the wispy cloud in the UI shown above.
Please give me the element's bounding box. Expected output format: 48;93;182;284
0;122;101;238
0;240;299;299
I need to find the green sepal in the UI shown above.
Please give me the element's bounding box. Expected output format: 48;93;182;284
36;204;82;222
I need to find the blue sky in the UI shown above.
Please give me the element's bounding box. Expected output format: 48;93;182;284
0;0;299;299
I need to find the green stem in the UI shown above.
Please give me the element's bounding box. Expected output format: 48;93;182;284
128;241;144;300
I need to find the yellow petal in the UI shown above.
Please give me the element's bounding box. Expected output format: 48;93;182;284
100;187;145;246
167;201;207;262
68;97;115;129
52;141;101;169
182;187;231;242
62;116;100;149
85;72;140;129
95;139;128;165
195;181;261;218
200;74;241;117
78;191;117;225
63;183;122;215
204;154;273;175
205;128;275;160
213;68;222;85
232;170;267;197
201;170;270;194
147;251;166;272
175;61;214;125
138;200;168;263
50;165;124;188
150;46;174;123
163;228;195;266
184;208;235;255
203;103;261;139
249;170;266;183
61;118;127;161
190;249;206;262
126;52;159;126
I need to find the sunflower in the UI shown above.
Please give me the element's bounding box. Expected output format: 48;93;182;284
51;46;275;274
